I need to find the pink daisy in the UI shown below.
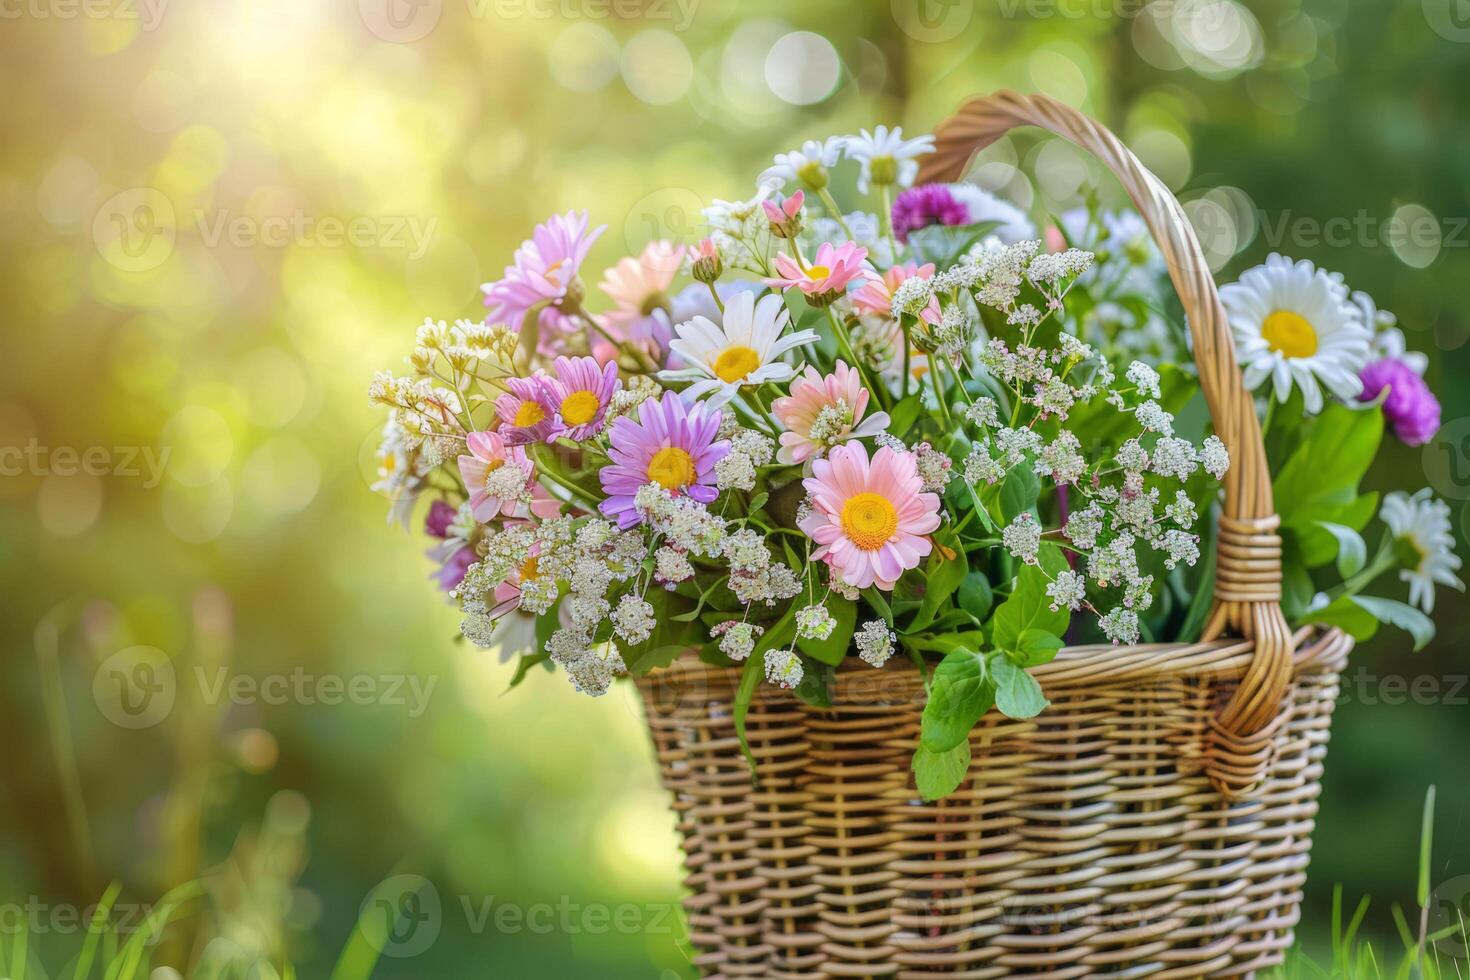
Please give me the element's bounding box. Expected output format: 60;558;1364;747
534;355;621;441
494;376;562;445
598;240;686;360
457;430;536;521
599;393;729;529
799;442;941;591
482;210;605;327
764;242;871;302
850;261;942;325
773;360;892;465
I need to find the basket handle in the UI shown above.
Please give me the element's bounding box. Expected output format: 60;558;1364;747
916;91;1292;800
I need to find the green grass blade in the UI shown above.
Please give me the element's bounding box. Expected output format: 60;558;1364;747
1419;785;1437;906
72;881;123;980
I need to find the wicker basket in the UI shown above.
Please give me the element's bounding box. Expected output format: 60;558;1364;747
635;91;1354;978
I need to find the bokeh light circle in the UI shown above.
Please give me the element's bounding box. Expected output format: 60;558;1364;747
764;31;841;106
621;30;693;105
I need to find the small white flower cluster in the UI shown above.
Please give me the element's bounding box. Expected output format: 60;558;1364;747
607;375;662;421
722;528;803;606
713;620;764;661
855;619;897;668
715;424;776;492
409;317;518;379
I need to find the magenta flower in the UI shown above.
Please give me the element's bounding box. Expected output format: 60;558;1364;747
891;183;970;243
482;210;605;327
764;242;870;301
536;355;621;441
798;441;941;591
598;393;729;529
494;376;562;445
1359;358;1441;446
424;499;457;538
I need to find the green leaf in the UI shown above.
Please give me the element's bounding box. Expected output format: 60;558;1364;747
1295;493;1379;567
797;596;856;666
920;648;994;752
732;604;799;772
957;570;993;620
793;666;833;708
1274;404;1383;526
1350;595;1436;651
887;394;924;442
1315;521;1368;579
908;536;967;632
990;544;1070;654
998;465;1041;523
1176;506;1217;643
1012;628;1065;668
913;739;971;802
863;587;894;627
1302;594;1381;642
990;655;1049;719
731;651;765;774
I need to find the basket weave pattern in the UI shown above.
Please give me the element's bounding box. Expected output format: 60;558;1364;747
636;92;1355;977
640;630;1349;978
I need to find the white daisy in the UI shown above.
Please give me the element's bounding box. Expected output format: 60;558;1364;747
948;183;1037;243
1353;290;1428;375
1381;489;1463;614
760;137;846;191
1220;254;1372;413
843;125;936;194
660;291;820;407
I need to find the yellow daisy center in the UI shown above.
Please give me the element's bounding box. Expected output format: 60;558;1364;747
648;446;696;491
840;491;899;551
484;458;505;473
1262;310;1318;359
513;400;545;427
560;390;600;426
519;555;540;581
712;345;762;384
806;265;831;281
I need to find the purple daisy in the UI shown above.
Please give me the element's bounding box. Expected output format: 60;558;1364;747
599;393;729;529
536;355;621;442
891;183;969;244
1359;358;1441;446
494;375;562;445
481;210;605;327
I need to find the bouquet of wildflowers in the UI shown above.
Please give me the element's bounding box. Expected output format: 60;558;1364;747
372;126;1459;799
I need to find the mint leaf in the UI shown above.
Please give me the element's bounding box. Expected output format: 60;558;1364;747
990;655;1049;719
920;648;994;752
991;544;1070;654
913;739;971;801
1012;628;1065;668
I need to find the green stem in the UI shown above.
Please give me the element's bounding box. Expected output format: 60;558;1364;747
825;307;889;411
817;186;854;239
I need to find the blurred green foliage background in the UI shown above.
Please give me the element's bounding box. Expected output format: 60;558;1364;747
1;0;1467;976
